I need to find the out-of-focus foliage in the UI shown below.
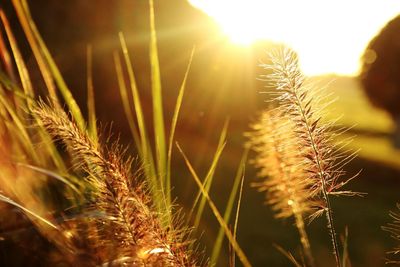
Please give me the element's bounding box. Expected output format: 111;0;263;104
360;15;400;118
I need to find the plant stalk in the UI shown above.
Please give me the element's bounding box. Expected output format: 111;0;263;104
292;87;341;267
293;203;316;267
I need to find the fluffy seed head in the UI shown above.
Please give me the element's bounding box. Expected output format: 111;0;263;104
33;102;199;266
249;109;317;219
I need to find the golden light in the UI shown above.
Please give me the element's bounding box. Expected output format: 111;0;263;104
189;0;400;76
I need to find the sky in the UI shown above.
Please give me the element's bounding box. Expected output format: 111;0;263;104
189;0;400;76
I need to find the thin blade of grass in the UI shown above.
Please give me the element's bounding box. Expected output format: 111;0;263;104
30;109;67;173
232;159;247;267
166;47;195;211
0;90;39;164
0;13;16;82
210;148;249;266
17;163;81;195
273;244;304;267
113;51;142;157
177;143;252;267
210;149;248;266
118;33;157;181
11;0;58;105
0;13;25;118
86;45;97;143
38;129;67;172
3;120;29;157
0;70;66;172
0;72;32;101
118;33;161;211
186;139;225;224
0;10;34;100
193;120;229;229
149;0;167;187
0;193;58;229
14;0;85;131
341;227;350;267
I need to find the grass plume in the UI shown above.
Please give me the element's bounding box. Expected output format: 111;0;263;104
33;101;198;266
249;109;316;267
258;47;360;267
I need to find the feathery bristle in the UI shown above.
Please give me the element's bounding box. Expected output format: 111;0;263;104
249;108;317;267
383;204;400;264
250;109;316;219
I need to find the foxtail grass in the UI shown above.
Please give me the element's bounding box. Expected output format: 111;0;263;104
32;101;199;266
249;109;316;267
256;47;360;267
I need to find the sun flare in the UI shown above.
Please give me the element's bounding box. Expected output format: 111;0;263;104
189;0;400;76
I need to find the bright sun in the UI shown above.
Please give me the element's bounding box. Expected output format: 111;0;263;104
189;0;400;76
